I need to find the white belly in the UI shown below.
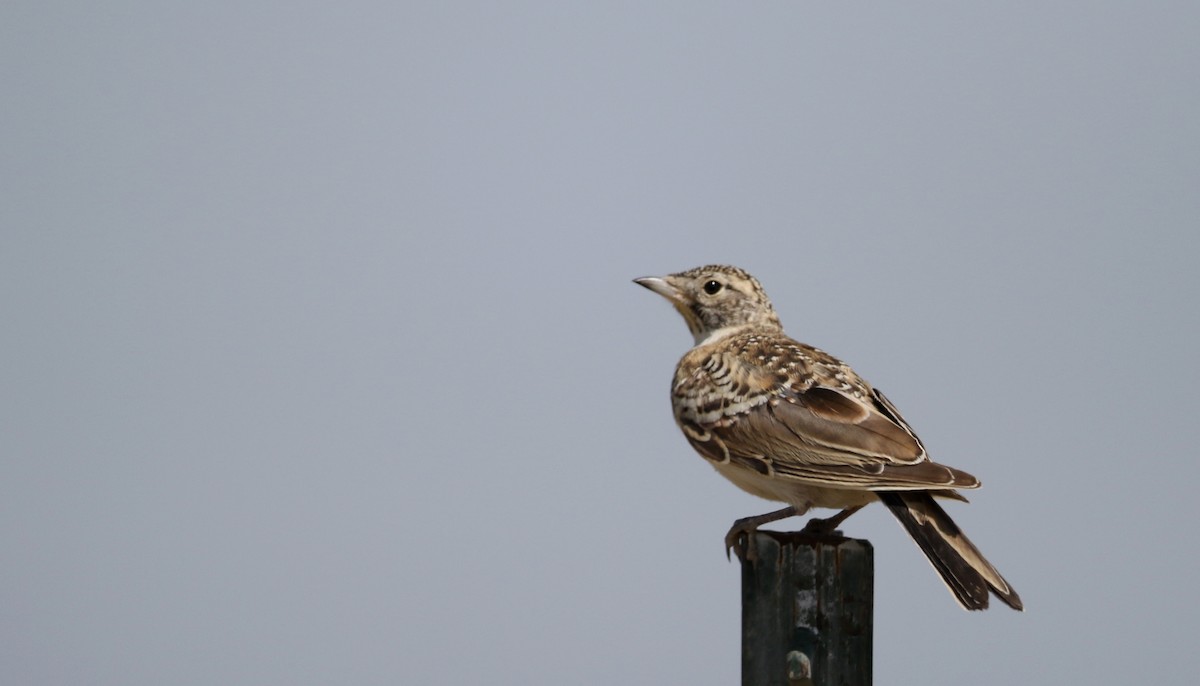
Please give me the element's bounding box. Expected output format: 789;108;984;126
712;461;878;511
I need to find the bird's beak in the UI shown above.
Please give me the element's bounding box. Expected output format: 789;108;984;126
633;276;684;306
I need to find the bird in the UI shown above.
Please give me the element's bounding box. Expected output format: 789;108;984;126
634;264;1022;611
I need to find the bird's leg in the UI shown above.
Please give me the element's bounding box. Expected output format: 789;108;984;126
800;505;866;536
726;505;807;561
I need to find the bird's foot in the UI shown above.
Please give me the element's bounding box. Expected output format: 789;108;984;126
724;521;755;562
724;506;800;562
799;505;865;536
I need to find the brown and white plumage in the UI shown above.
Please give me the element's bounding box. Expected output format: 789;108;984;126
635;264;1022;611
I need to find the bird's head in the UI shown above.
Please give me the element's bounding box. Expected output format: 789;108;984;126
634;265;782;345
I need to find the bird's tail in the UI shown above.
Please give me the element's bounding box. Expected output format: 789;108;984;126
877;491;1023;611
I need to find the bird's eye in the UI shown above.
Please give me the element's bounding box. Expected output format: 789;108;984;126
703;280;723;295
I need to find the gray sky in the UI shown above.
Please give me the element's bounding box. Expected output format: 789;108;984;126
3;2;1198;684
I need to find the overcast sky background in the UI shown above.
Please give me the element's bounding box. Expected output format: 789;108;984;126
4;2;1199;684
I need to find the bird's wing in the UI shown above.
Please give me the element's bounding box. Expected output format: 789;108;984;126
674;342;978;491
771;385;926;462
684;415;977;490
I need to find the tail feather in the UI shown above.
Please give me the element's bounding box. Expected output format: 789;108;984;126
878;491;1023;611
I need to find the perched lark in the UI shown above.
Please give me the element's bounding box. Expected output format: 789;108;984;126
635;264;1022;611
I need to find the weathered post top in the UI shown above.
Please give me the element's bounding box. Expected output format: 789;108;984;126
741;531;873;686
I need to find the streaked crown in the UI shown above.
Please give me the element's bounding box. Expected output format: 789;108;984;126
635;265;782;344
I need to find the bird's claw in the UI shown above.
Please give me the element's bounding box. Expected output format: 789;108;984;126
724;524;756;562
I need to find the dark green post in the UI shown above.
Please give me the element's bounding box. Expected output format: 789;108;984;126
740;531;873;686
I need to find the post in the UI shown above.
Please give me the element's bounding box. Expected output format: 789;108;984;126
741;531;873;686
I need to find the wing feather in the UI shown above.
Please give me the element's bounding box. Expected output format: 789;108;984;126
673;334;979;492
773;387;925;463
